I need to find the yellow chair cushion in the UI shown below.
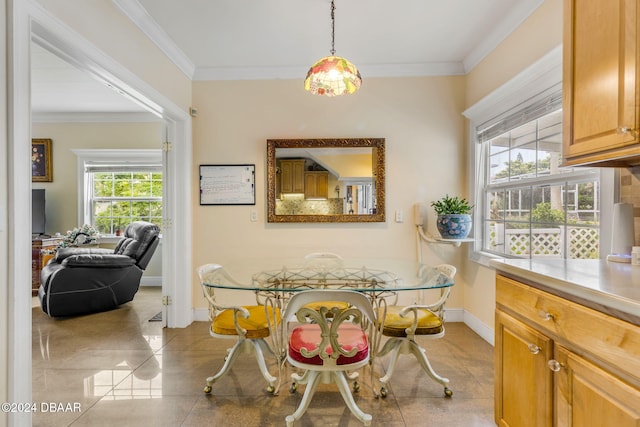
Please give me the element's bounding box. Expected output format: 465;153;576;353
302;300;350;314
212;306;281;339
379;305;443;337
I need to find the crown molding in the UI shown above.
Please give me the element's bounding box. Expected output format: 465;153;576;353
193;61;466;81
361;62;466;78
112;0;196;79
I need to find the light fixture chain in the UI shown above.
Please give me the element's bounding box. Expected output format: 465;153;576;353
330;0;336;55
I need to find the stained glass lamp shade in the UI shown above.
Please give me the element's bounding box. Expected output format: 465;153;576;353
304;55;362;97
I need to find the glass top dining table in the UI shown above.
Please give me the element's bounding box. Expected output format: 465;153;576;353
199;257;454;294
197;256;455;398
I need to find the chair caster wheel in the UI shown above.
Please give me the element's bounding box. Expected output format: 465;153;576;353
267;385;275;394
444;387;453;397
352;381;360;393
204;385;212;394
380;387;388;398
289;382;297;393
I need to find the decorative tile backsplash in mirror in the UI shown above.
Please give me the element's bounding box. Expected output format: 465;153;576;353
275;198;343;215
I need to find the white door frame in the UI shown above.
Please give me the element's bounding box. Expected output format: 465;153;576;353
7;1;193;423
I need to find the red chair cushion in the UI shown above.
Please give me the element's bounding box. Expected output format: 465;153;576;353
288;323;369;366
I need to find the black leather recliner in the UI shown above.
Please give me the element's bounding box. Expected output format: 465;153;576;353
39;221;160;317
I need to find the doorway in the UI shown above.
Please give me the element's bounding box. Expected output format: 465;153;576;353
7;3;193;420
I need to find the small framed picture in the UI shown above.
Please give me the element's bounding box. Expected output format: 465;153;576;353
32;138;53;182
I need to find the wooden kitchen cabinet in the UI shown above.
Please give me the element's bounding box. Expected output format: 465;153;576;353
304;171;328;199
495;310;553;427
495;274;640;426
279;159;305;194
554;345;640;427
563;0;640;166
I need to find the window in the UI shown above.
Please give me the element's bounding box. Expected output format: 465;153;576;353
481;104;600;259
89;169;162;234
464;48;613;264
73;149;163;235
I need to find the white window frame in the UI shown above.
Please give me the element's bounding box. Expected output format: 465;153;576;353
72;149;163;237
463;47;615;266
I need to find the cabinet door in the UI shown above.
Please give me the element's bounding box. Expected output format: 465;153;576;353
495;310;554;427
554;345;640;427
280;160;305;194
304;172;328;199
291;161;305;193
563;0;640;165
280;160;294;193
315;172;328;197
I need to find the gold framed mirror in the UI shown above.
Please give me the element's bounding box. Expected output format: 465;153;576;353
267;138;385;223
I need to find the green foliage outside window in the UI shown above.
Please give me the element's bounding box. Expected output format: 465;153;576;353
493;154;551;179
92;172;162;234
531;202;565;224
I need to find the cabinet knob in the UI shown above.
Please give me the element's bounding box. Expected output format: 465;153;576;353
527;343;541;355
538;310;555;321
617;126;638;136
547;359;563;372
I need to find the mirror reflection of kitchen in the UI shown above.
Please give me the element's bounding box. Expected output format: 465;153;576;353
275;147;377;215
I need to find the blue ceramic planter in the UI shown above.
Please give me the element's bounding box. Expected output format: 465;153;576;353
436;214;472;239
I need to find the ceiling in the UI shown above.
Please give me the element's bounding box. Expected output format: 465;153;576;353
31;0;544;117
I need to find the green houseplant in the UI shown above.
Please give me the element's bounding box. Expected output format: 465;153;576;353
431;195;473;239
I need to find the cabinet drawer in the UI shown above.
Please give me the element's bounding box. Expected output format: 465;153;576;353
496;275;640;385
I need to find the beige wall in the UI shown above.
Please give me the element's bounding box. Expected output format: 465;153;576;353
462;0;563;331
192;77;468;308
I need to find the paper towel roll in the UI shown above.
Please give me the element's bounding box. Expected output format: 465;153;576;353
610;202;635;255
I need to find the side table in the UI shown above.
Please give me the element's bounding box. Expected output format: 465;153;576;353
31;236;63;296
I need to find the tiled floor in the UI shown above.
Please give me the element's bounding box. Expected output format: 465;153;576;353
32;287;495;426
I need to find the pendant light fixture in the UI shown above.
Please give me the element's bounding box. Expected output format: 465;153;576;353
304;0;362;96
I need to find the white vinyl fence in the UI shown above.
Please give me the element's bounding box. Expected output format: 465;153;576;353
489;224;599;259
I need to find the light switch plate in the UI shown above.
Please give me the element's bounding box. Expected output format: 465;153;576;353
250;210;258;222
395;210;404;223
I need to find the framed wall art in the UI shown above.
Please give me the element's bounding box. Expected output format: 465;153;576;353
32;138;53;182
199;164;256;205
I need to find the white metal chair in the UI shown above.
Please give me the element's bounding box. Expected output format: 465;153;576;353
282;290;378;426
376;264;456;398
300;252;351;313
197;264;281;395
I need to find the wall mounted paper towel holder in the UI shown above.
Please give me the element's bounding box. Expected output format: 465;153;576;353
607;202;635;263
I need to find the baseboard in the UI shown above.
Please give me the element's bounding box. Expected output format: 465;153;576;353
193;308;209;322
463;310;494;346
444;308;464;322
140;276;162;286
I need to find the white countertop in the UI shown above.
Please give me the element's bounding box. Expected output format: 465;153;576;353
489;258;640;323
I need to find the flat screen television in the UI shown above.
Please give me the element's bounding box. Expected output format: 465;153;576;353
32;189;46;236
